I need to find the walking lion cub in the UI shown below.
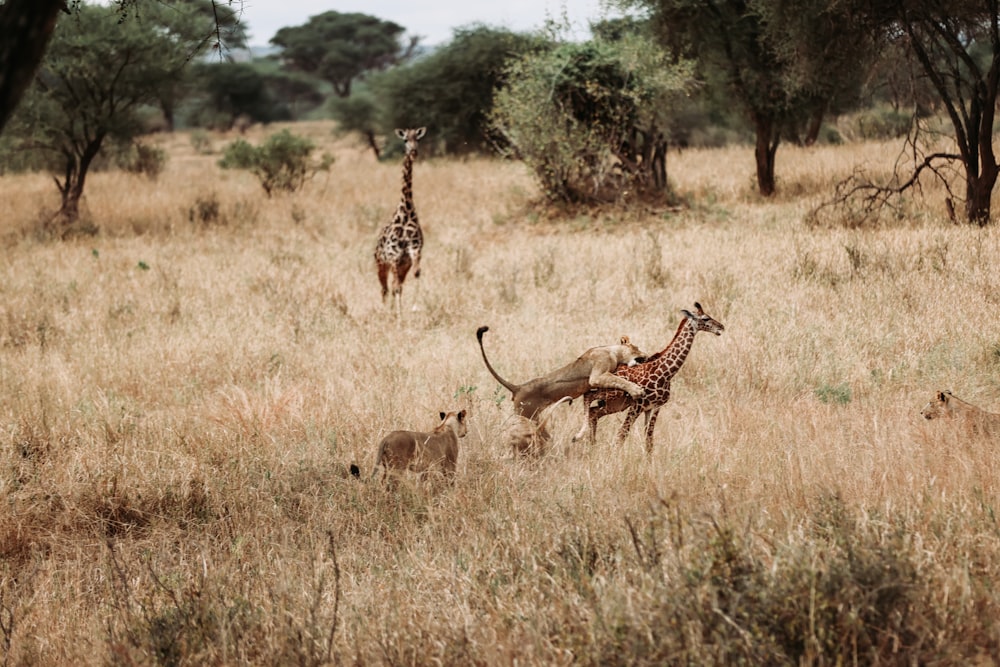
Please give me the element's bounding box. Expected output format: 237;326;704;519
371;409;469;480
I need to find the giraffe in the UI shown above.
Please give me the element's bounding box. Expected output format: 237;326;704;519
374;127;426;314
573;302;724;452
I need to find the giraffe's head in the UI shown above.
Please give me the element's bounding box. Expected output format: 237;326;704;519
682;302;725;336
395;127;427;156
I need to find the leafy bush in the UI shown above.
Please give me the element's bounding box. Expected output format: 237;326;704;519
842;105;912;141
491;37;692;203
218;130;333;196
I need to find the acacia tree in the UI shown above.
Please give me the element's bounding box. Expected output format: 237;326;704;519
4;2;214;226
755;1;875;145
632;0;872;196
850;0;1000;225
0;0;243;136
270;11;417;98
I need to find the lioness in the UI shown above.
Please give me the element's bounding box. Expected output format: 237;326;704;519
372;409;469;480
921;390;1000;435
508;396;573;457
476;326;647;421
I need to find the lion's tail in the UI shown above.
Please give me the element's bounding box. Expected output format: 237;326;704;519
476;326;519;395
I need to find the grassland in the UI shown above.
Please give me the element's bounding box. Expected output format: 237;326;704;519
1;121;999;664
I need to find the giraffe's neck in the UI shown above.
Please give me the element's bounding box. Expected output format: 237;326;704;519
652;317;697;379
398;151;417;219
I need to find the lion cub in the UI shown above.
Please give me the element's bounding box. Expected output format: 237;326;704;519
921;390;1000;435
372;409;469;480
508;396;572;457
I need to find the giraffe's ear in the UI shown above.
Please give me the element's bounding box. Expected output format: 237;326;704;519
395;129;406;139
415;127;427;139
680;309;694;319
694;302;704;314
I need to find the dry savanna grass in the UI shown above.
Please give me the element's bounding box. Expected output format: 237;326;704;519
2;121;1000;664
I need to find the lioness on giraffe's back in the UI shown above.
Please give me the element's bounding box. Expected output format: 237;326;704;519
476;327;648;421
574;302;724;452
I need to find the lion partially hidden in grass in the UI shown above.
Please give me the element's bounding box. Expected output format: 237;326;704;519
476;326;647;422
921;390;1000;435
366;409;469;481
507;396;573;457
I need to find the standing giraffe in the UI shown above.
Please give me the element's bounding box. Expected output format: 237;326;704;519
374;127;426;313
573;303;724;452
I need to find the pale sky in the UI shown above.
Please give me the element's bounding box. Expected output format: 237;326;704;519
238;0;624;48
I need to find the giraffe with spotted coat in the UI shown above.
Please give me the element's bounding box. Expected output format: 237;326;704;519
375;127;426;314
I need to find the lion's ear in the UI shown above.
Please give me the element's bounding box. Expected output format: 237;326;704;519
620;335;630;345
458;409;467;422
440;412;446;421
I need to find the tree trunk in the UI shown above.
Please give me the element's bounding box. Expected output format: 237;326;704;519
0;0;68;134
365;129;381;159
753;114;779;197
803;105;825;146
57;134;105;224
965;169;998;226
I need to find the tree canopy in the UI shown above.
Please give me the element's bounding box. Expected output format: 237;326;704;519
270;11;416;98
3;1;222;227
631;0;875;196
356;25;544;156
0;0;244;136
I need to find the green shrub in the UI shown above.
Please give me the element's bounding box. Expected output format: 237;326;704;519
218;129;333;197
845;105;912;140
491;37;692;204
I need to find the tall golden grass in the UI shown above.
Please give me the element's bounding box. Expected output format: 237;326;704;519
1;121;999;664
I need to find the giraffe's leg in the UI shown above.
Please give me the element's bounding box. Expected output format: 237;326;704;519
393;256;412;316
572;400;601;445
394;256;412;296
376;260;390;302
615;406;641;447
408;248;422;310
643;407;661;454
411;247;422;279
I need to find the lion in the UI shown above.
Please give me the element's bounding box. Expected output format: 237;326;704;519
371;409;469;480
507;396;573;457
921;390;1000;435
476;326;647;422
